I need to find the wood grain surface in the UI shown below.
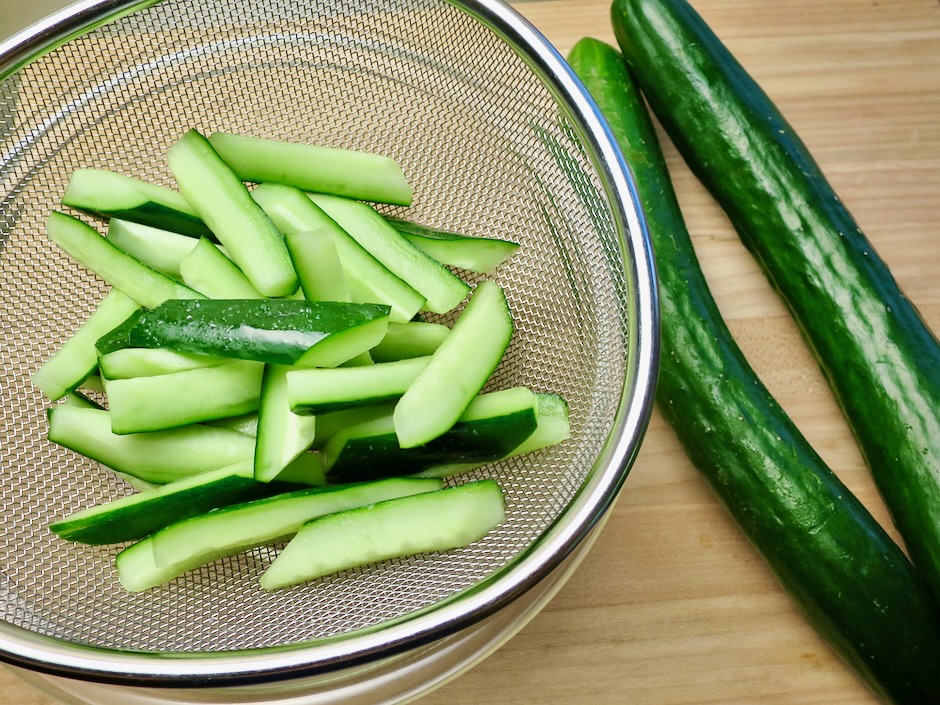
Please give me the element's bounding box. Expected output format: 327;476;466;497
2;0;939;703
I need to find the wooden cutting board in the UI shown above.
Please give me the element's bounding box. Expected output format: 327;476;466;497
2;0;938;703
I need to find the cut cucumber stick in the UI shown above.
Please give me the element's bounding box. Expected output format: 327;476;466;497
260;480;506;590
62;169;212;238
116;477;443;591
167;129;297;297
31;289;140;401
208;132;414;206
394;280;513;448
386;218;520;274
47;211;204;309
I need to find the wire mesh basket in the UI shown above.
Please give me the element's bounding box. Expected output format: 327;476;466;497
0;0;658;695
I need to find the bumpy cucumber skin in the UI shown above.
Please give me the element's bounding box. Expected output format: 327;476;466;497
568;35;940;704
610;0;940;610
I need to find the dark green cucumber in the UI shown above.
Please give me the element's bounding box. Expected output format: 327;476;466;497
385;218;520;274
117;477;443;591
568;35;940;703
611;0;940;609
207;132;414;206
49;460;288;545
124;298;390;366
61;169;213;238
167;129;297;297
260;479;505;590
323;387;537;482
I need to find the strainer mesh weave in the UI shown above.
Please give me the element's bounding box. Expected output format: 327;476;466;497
0;0;629;654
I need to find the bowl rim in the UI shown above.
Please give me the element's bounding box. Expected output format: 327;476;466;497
0;0;660;686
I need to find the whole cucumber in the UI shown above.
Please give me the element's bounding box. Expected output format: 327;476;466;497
567;35;940;704
611;0;940;609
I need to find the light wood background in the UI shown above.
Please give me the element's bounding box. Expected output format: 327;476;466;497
2;0;939;703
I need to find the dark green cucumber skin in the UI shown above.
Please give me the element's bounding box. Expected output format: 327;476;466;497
69;204;213;240
611;0;940;608
568;36;940;704
94;309;145;355
325;407;536;482
126;299;390;365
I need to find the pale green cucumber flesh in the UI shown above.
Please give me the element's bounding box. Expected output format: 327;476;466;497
260;480;505;590
167;129;297;297
394;280;513;448
208;132;413;206
309;194;469;314
31;290;141;401
179;237;264;299
48;405;255;483
254;364;318;483
97;347;227;379
46;211;204;310
117;477;443;591
252;183;424;322
284;228;351;302
286;356;431;415
106;219;199;279
104;360;264;434
370;321;450;363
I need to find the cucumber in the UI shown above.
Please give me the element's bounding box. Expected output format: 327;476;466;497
207;132;413;207
47;405;255;483
393;280;512;448
386;218;520;274
106;219;199;279
284;228;351;303
322;387;537;482
178;237;264;299
124;298;390;366
369;321;450;363
253;364;318;483
46;212;204;309
49;460;288;545
569;34;940;703
116;477;443;591
61;168;212;238
308;194;470;314
611;0;940;610
31;289;141;401
260;480;505;590
286;356;431;415
252;183;425;322
97;347;227;380
413;392;570;479
103;360;264;434
167;129;297;297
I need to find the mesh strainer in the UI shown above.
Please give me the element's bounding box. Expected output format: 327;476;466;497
0;0;658;697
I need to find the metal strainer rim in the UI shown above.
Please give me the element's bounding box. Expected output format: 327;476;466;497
0;0;659;686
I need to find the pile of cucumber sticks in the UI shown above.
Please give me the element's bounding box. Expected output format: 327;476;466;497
32;129;570;592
